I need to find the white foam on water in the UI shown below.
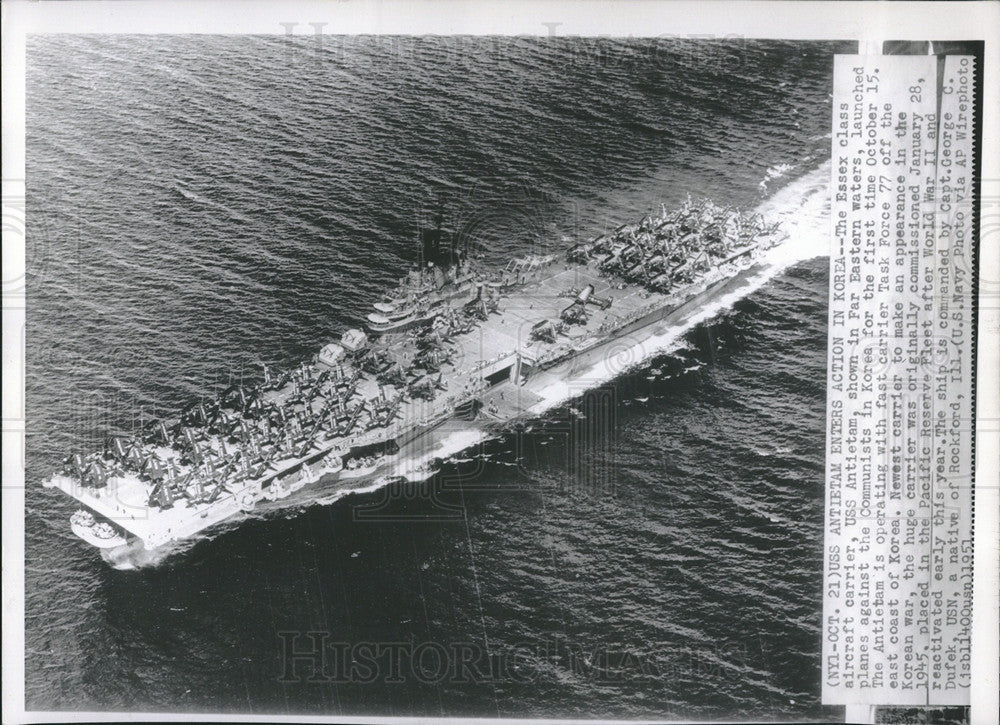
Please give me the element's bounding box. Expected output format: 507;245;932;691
392;429;490;482
758;162;798;193
308;428;492;508
758;161;831;266
104;536;194;570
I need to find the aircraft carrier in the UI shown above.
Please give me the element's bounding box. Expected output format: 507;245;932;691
46;197;786;566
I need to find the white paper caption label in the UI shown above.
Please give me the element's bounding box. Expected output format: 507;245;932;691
823;54;975;707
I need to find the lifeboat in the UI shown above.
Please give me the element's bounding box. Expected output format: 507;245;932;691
237;484;262;511
340;455;384;480
262;479;291;501
322;453;344;474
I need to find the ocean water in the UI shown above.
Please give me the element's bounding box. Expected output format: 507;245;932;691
25;35;851;719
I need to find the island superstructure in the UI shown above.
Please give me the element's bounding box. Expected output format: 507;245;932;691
46;198;785;564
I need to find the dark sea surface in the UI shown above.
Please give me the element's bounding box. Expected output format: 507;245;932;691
25;36;850;719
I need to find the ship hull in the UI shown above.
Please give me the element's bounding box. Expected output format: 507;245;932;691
306;254;774;488
552;261;756;381
51;196;788;566
419;253;769;439
66;253;773;568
